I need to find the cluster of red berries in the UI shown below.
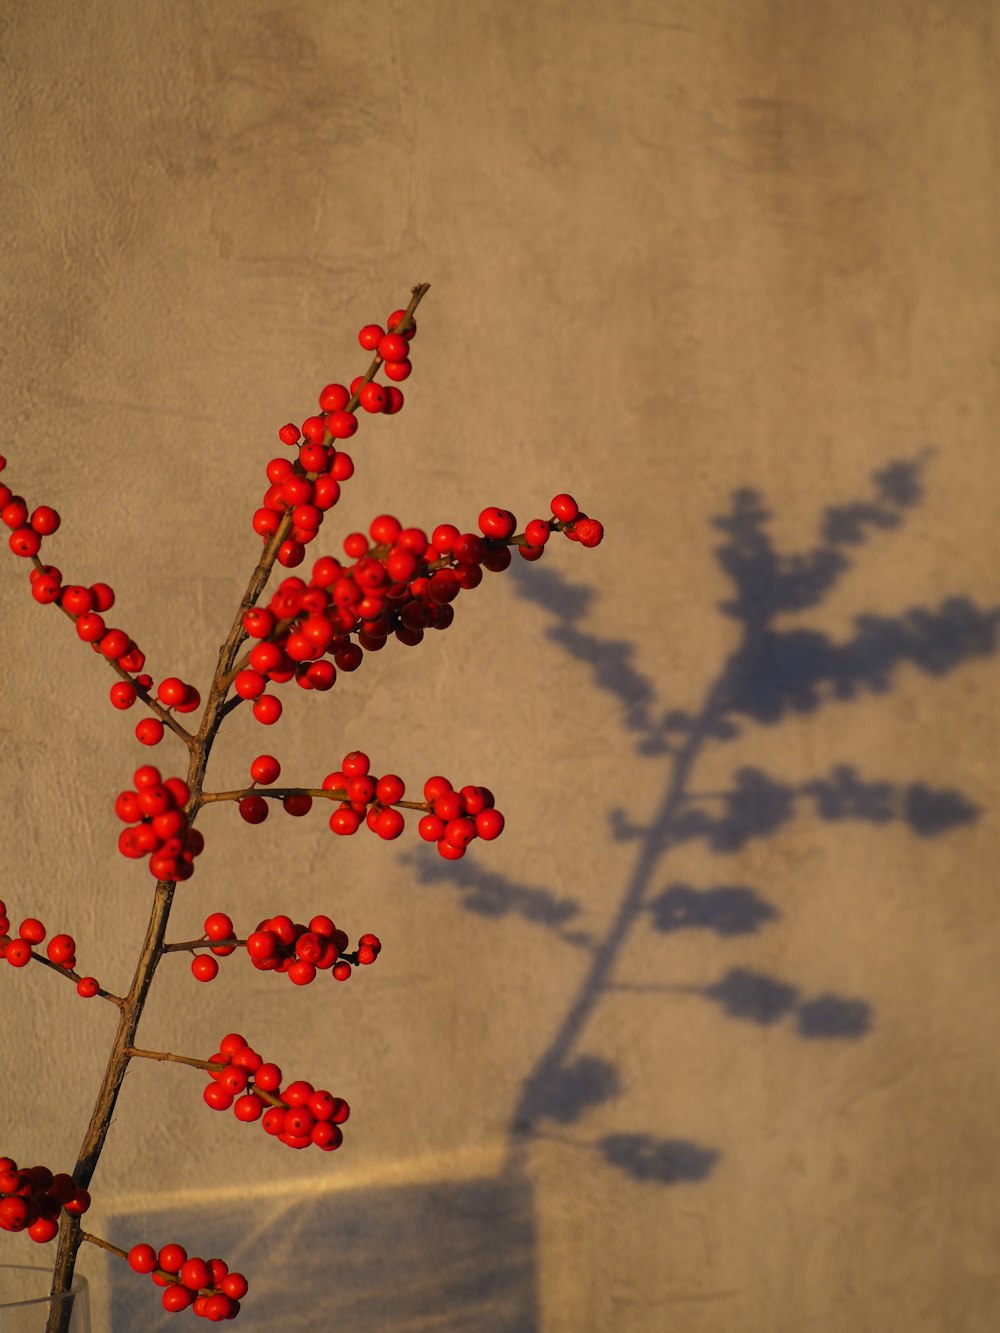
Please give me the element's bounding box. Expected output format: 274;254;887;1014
190;909;379;985
204;1033;349;1152
0;901;102;997
4;468;200;749
116;767;205;880
327;756;502;860
127;1242;247;1320
0;1158;90;1243
253;309;416;571
115;674;202;748
234;749;503;857
0;456;61;561
231;494;600;722
509;492;604;559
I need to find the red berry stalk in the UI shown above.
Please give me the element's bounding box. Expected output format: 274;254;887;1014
0;285;604;1329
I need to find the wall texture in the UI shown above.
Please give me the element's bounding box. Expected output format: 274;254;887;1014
2;2;998;1329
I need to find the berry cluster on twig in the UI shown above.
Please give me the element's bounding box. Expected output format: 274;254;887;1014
203;1032;350;1152
124;1240;248;1319
0;1159;90;1245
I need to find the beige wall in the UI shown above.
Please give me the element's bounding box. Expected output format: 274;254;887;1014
2;2;998;1329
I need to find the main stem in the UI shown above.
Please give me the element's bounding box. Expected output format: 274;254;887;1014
44;529;282;1327
44;285;429;1331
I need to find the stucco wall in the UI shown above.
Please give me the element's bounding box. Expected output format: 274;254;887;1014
2;2;998;1329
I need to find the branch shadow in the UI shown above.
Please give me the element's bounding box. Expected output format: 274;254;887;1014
411;454;996;1191
261;454;1000;1330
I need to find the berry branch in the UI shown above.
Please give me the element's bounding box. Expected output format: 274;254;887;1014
0;285;603;1328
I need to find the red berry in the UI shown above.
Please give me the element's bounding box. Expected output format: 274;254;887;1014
46;934;76;965
28;1216;59;1244
239;796;269;825
278;423;301;446
253;508;281;537
76;977;99;998
261;1107;286;1135
482;545;512;573
250;641;283;673
382;385;405;414
383;358;411;382
165;776;190;807
332;960;352;981
428;570;460;604
162;1285;194;1313
135;718;164;746
300;442;329;473
574;517;604;547
75;612;105;642
329;807;361;836
418;813;446;842
204;912;234;941
278;539;305;568
318;383;349;413
5;939;32;967
250;754;281;784
437;839;466;860
306;660;336;691
253;694;283;725
18;917;45;944
326;410;358;440
341;750;370;777
179;1256;211;1292
431;523;459;555
301;415;326;444
475;808;505;840
377;333;408;362
282;794;313;817
330;451;355;481
550;493;579;522
373;807;404;840
117;644;145;672
99;629;130;659
358;381;387;413
174;686;200;714
235;669;267;700
358;323;384;350
243;608;274;638
30;573;61;604
375;774;405;804
266;457;293;483
60;586;93;616
157;677;188;707
29;506;61;535
525;518;551;547
158;1243;187;1273
313;476;341;512
203;1083;234;1112
1;498;29;529
9;527;40;557
255;1062;282;1092
90;582;115;611
246;930;277;961
128;1243;157;1273
478;507;517;540
234;1093;264;1122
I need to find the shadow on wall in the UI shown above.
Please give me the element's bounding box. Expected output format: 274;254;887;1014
109;1175;537;1331
403;453;995;1180
107;456;997;1329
